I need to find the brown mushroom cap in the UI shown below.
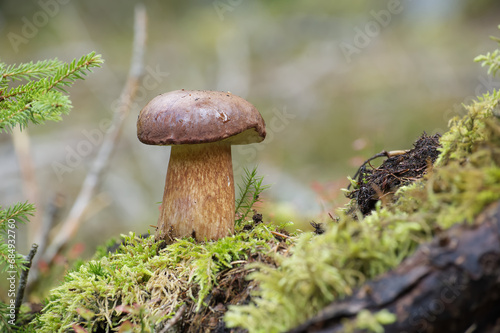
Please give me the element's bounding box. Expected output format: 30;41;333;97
137;90;266;146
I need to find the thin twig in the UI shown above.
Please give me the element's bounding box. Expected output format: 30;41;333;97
37;4;147;272
159;304;186;333
348;149;410;190
31;192;64;280
270;230;290;239
14;243;38;322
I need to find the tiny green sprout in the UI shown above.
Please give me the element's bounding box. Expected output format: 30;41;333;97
474;25;500;77
235;166;270;226
351;309;395;333
87;261;107;278
374;309;397;325
346;175;359;189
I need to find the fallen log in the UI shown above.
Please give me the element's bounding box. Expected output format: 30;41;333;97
289;200;500;333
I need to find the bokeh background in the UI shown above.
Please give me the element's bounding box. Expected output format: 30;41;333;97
2;0;500;295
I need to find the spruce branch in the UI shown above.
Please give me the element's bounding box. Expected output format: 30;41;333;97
0;244;28;274
0;202;35;228
0;52;103;133
43;52;103;94
0;203;34;274
1;58;63;82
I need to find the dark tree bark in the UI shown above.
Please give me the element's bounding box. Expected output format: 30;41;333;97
289;200;500;333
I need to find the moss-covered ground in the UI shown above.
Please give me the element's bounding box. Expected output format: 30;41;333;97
24;28;500;333
225;90;500;332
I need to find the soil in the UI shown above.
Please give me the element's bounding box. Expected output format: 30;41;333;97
181;259;258;333
347;133;442;216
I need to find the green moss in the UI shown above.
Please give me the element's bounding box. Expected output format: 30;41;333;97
436;89;500;166
225;203;431;332
474;26;500;77
32;224;279;332
225;74;500;333
342;310;397;333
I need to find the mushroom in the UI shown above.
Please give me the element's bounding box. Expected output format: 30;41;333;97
137;90;266;243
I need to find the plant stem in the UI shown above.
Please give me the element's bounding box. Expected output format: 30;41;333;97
14;243;38;322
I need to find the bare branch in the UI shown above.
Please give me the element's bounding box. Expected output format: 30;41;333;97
35;3;147;274
159;304;186;333
14;243;38;322
32;193;65;274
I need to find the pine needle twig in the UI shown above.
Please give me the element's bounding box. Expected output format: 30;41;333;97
0;202;35;227
0;53;103;132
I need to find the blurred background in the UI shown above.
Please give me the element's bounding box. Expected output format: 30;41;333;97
1;0;500;296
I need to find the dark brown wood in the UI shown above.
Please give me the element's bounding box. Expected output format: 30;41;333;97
289;200;500;333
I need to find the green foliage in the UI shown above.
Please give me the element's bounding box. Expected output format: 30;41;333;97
224;199;432;332
235;166;270;226
436;89;500;166
0;306;17;333
0;202;35;333
438;25;500;167
0;202;35;274
0;52;103;132
0;53;101;331
474;25;500;77
28;26;500;333
34;233;161;332
196;226;276;309
0;304;37;333
342;310;397;333
33;224;278;332
0;201;35;227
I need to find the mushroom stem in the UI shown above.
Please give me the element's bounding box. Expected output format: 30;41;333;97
156;142;235;243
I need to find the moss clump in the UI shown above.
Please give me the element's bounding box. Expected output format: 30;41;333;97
32;222;287;332
225;70;500;333
436;90;500;166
